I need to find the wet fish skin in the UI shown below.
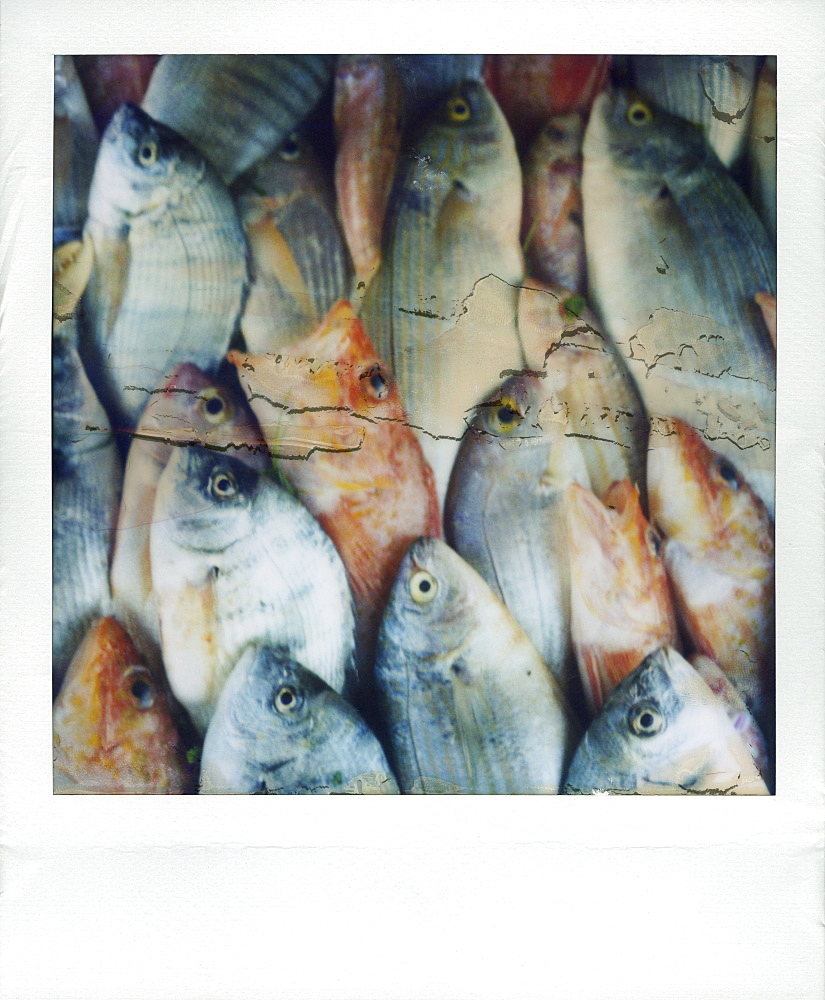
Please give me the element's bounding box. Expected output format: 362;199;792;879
375;537;578;794
53;617;196;793
199;645;398;794
54;55;99;246
392;54;484;119
82;102;248;430
150;446;356;732
564;646;769;795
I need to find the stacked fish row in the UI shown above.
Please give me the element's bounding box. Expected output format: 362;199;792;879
52;54;776;795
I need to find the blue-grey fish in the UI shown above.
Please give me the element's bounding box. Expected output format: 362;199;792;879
81;102;248;429
54;55;99;246
199;645;398;794
563;646;769;795
375;538;578;794
392;54;484;119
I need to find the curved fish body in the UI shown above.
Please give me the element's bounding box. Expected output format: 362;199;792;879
150;447;356;732
392;54;484;119
360;80;524;492
141;54;335;184
564;647;769;795
445;376;591;701
375;538;578;794
110;364;269;661
583;88;776;513
229;301;441;682
74;55;161;133
334;55;404;290
54;55;99;245
234;132;351;353
565;480;680;717
53;240;122;692
747;56;777;243
82;102;248;429
626;55;760;170
53;617;195;793
521;113;586;293
647;419;774;724
200;645;398;794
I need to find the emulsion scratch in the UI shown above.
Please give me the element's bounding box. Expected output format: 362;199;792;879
698;73;753;125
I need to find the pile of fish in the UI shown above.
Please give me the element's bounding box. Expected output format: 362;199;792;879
52;54;776;795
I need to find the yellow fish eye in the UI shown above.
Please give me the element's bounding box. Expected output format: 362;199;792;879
197;387;233;425
274;685;301;715
409;569;438;604
486;396;523;434
447;95;472;123
626;101;653;126
208;468;238;501
137;139;158;166
629;704;664;737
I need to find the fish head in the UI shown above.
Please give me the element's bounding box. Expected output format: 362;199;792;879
529;112;585;169
90;102;205;221
235;131;327;213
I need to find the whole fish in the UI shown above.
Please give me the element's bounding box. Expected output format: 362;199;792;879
233;131;351;353
334;55;404;290
81;102;248;429
564;646;770;795
392;54;484;119
521;113;587;293
53;617;196;793
199;645;398;794
565;480;680;717
229;300;441;683
360;80;524;492
150;446;356;732
747;56;777;243
53;239;122;692
647;418;774;724
54;55;98;245
142;55;335;184
74;55;161;133
445;377;591;702
110;364;270;663
583;87;776;513
375;537;578;794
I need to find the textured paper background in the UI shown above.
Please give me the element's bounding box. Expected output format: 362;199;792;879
1;2;823;997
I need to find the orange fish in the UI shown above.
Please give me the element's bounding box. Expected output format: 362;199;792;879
647;418;774;720
53;617;196;793
566;479;680;716
229;300;442;682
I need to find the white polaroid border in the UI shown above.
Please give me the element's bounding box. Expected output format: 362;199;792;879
1;2;823;998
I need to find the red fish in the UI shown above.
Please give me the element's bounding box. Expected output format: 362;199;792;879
74;55;161;133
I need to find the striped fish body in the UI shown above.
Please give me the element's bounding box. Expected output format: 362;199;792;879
375;538;578;794
583;89;776;513
54;55;99;246
82;103;248;430
150;447;356;733
234;133;351;353
142;55;334;184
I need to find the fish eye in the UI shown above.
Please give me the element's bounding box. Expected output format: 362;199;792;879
714;458;741;491
278;133;302;162
360;365;389;401
487;396;523;434
627;101;653;126
208;468;238;500
197;388;233;425
447;95;472;123
137;139;158;166
125;669;156;709
409;569;438;604
629;703;664;737
646;526;663;558
274;685;302;715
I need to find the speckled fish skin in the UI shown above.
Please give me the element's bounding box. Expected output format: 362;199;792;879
360;81;524;473
150;447;356;733
199;645;398;794
110;364;270;663
334;55;404;290
81;102;248;430
647;419;774;725
564;647;769;795
747;56;777;243
53;240;122;693
392;54;484;119
142;55;335;184
74;55;161;133
53;617;195;793
234;132;351;352
229;301;441;684
521;113;586;293
444;376;590;701
582;87;776;514
54;55;99;246
565;480;680;717
375;538;578;794
626;55;759;170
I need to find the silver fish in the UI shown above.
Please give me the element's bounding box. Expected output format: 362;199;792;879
563;646;769;795
54;55;99;246
142;55;335;184
375;537;578;794
582;87;776;513
150;447;356;732
81;102;248;429
199;645;398;794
